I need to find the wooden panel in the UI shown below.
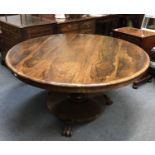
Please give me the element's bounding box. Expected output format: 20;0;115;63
58;21;95;34
141;36;155;56
24;25;55;39
80;20;95;29
113;31;142;46
58;23;79;32
95;15;120;35
79;28;95;34
0;22;21;35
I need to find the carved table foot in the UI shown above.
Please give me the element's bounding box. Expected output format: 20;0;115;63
47;93;112;137
61;122;73;137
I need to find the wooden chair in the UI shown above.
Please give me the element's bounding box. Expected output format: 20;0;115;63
113;15;155;89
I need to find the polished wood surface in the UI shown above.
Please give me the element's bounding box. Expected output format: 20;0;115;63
0;15;56;28
114;27;155;38
6;34;150;93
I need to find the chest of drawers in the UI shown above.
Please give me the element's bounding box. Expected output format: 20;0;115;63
0;15;56;62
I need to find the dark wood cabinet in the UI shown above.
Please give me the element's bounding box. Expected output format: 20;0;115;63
119;14;144;28
95;15;120;35
0;15;56;62
57;18;96;34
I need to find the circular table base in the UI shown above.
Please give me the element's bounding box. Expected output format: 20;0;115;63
47;93;112;137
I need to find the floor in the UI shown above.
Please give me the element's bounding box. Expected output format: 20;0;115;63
0;63;155;141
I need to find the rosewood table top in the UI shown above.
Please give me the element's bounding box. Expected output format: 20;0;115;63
6;34;150;93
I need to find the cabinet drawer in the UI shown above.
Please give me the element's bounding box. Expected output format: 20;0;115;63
80;20;95;29
1;22;21;35
59;23;79;32
113;32;142;46
24;25;54;38
79;28;95;34
3;36;22;48
2;30;21;39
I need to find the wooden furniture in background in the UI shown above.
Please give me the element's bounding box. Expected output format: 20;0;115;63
56;16;96;34
0;14;56;64
6;34;149;137
117;14;144;28
33;14;55;20
95;14;144;35
36;14;144;35
113;27;155;88
95;14;120;35
0;29;2;55
0;14;144;65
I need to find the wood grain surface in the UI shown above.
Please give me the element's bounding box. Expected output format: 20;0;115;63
6;34;150;93
114;27;155;38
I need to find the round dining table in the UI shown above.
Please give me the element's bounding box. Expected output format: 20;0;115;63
6;34;150;137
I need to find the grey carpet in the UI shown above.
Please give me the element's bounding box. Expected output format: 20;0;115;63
0;63;155;141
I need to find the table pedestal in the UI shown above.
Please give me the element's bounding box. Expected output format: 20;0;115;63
47;93;112;137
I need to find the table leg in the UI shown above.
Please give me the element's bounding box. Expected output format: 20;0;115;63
47;93;112;137
132;73;152;89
